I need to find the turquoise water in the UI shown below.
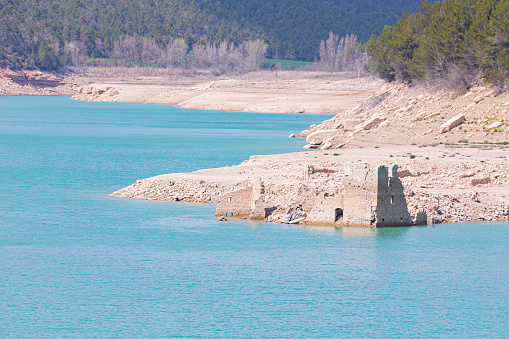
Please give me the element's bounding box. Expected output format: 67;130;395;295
0;96;508;337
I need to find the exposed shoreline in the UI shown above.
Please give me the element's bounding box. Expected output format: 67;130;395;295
3;69;507;225
111;145;509;225
69;73;383;114
98;74;507;226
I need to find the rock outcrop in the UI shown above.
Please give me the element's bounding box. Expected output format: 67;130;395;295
300;82;509;149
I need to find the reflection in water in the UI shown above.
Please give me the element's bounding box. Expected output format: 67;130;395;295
304;225;413;237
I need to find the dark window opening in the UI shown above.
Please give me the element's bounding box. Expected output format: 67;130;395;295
335;208;343;222
391;196;395;204
227;197;232;202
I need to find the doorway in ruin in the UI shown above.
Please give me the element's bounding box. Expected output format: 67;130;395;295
335;208;344;222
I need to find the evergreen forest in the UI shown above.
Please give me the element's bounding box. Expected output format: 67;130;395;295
367;0;509;87
0;0;426;71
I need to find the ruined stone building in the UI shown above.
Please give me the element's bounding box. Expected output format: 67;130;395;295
216;163;426;227
215;178;266;220
344;162;413;226
307;162;425;227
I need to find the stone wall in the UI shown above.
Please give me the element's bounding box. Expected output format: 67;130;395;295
215;179;266;219
343;162;379;226
216;186;254;218
374;165;414;227
306;196;344;225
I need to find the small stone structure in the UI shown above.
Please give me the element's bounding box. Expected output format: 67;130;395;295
215;178;266;220
307;162;423;227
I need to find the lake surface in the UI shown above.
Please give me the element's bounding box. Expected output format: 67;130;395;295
0;96;508;337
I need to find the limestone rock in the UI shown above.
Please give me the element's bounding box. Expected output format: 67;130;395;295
356;115;386;131
320;142;332;150
342;118;364;131
487;121;504;130
471;177;491;186
440;114;465;133
306;129;339;146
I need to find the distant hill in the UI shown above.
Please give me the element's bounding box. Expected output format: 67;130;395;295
0;0;427;70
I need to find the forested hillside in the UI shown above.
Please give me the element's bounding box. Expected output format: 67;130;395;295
0;0;425;70
367;0;509;87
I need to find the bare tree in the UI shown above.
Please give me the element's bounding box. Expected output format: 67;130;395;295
319;31;339;73
64;41;87;68
164;38;187;68
319;32;367;76
241;39;268;73
141;37;160;66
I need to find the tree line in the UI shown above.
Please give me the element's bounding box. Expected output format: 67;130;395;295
0;0;427;71
366;0;509;88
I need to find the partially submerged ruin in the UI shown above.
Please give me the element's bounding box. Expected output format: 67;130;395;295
215;162;427;227
216;178;267;220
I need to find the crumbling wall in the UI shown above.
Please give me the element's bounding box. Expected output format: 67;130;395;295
215;178;266;219
305;196;344;225
374;165;413;227
343;162;379;226
215;186;254;218
341;163;415;227
250;178;266;220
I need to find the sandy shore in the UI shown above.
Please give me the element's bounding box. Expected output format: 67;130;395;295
70;73;383;114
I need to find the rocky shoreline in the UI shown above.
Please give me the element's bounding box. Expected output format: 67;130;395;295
299;82;509;148
0;69;78;95
111;146;509;225
109;79;509;226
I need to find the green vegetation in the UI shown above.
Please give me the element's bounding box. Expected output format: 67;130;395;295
264;59;313;70
367;0;509;87
0;0;428;71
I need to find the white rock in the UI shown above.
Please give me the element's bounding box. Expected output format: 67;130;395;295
289;134;296;138
342;119;364;131
484;90;496;97
356;115;386;131
440;114;465;133
320;142;332;150
306;129;339;145
487;121;504;130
